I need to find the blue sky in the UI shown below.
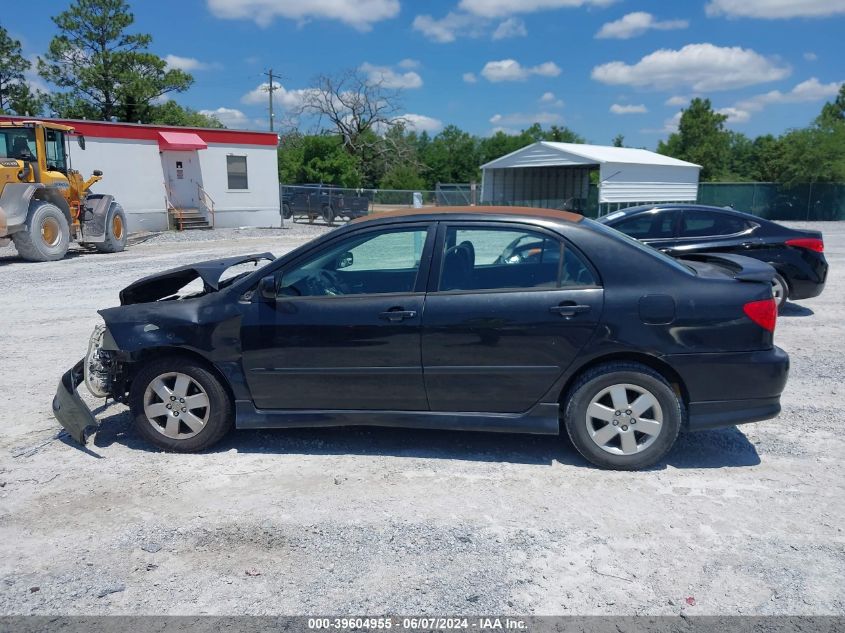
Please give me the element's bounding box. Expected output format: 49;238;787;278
6;0;845;148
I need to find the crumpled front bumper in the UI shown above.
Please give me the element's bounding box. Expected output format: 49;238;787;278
52;359;98;444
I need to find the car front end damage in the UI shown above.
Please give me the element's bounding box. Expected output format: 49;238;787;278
52;252;275;444
52;323;128;443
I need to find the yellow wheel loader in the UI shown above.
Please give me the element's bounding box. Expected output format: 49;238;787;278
0;120;127;262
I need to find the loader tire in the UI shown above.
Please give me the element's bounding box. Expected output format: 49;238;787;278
11;200;70;262
95;203;128;253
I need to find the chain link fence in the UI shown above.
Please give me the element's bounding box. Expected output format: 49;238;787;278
281;183;845;222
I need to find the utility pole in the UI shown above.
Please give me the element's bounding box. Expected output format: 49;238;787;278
264;68;280;131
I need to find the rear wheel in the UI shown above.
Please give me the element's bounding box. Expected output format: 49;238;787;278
322;204;335;225
772;273;789;311
282;202;293;219
129;357;233;452
563;362;682;470
94;203;128;253
12;200;70;262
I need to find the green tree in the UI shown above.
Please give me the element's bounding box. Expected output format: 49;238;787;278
147;100;224;128
419;125;480;188
658;98;731;180
749;134;785;182
0;25;42;115
380;164;426;191
612;134;625;148
818;83;845;125
39;0;192;122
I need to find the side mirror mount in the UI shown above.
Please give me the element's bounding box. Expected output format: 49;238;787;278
258;275;276;302
336;251;353;269
77;135;86;150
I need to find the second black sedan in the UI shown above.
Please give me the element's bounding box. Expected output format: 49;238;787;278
54;207;789;470
597;204;828;309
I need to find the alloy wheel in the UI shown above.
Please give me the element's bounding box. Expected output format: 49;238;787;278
143;372;210;439
585;383;663;455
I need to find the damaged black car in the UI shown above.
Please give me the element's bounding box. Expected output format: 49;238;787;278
53;207;789;470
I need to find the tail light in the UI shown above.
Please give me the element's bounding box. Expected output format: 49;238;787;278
785;237;824;252
743;298;777;332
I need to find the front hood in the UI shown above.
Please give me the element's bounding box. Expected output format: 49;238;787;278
119;252;274;305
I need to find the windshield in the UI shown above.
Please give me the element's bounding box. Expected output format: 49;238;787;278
584;218;694;275
0;128;37;162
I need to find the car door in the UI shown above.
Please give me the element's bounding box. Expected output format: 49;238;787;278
421;222;604;414
667;209;759;256
240;223;435;411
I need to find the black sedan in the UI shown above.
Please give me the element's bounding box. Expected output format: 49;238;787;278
53;207;789;470
597;204;828;310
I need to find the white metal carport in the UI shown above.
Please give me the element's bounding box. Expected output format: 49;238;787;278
480;142;701;215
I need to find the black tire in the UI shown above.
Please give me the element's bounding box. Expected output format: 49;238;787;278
563;362;682;470
94;203;128;253
11;200;70;262
282;203;293;219
772;273;789;311
322;204;335;225
129;356;233;452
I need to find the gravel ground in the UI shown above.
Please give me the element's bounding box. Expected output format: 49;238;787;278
0;221;843;616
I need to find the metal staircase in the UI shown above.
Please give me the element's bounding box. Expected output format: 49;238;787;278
165;183;216;231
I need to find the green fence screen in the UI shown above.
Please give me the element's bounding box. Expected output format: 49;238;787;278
697;183;845;221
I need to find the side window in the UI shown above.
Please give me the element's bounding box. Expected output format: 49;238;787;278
438;226;595;292
614;211;676;239
226;155;248;190
681;210;750;237
279;228;428;297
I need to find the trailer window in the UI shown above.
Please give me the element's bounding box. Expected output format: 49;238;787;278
44;129;68;173
227;155;248;190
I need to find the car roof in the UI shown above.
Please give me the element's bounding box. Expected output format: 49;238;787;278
601;203;760;222
351;206;584;225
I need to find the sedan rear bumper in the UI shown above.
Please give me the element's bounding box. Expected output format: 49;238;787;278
666;346;789;430
52;359;98;444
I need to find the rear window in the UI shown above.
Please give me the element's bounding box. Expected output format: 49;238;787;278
586;219;694;275
680;210;752;237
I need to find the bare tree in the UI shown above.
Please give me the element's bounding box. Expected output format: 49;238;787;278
294;68;412;162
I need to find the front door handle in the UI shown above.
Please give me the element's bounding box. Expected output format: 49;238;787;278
550;303;591;317
379;308;418;322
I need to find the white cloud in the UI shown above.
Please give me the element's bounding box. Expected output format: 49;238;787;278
591;43;790;92
489;111;563;125
610;103;648;114
804;52;818;62
401;114;444;133
241;82;318;110
706;0;845;19
665;95;689;107
397;58;421;69
199;107;254;129
165;54;218;71
206;0;400;30
596;12;688;39
463;72;478;83
459;0;618;18
481;59;561;82
717;107;751;123
412;12;484;43
734;77;843;113
359;62;423;90
539;92;565;107
642;111;682;135
492;17;528;39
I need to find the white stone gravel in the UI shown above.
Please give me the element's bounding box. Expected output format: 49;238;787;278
0;221;842;616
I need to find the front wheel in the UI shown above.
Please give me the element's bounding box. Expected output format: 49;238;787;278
129;357;233;452
563;362;682;470
12;200;70;262
322;205;335;225
282;203;293;219
94;203;128;253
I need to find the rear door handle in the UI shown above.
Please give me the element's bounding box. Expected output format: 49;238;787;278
550;303;591;317
379;308;418;322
